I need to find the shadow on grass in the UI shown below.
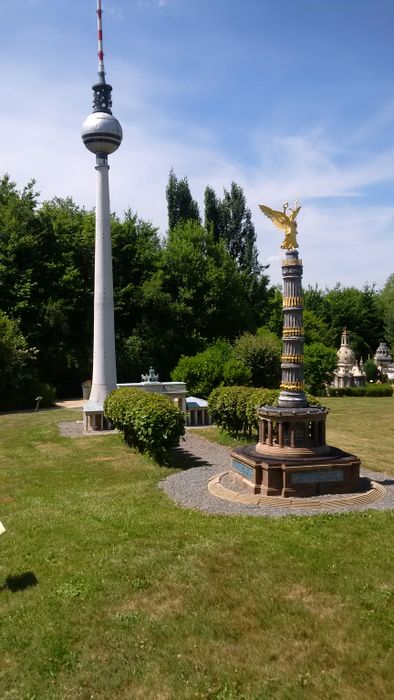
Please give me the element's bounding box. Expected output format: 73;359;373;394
1;571;38;593
169;442;211;471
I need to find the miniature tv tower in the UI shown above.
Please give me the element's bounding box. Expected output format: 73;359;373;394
81;0;122;431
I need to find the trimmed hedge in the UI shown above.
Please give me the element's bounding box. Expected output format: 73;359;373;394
104;387;185;462
208;385;321;437
328;384;393;397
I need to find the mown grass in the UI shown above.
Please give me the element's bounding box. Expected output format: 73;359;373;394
0;404;393;699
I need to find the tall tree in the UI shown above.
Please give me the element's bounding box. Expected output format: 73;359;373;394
166;169;200;231
303;285;326;316
0;178;96;394
159;219;254;361
204;181;270;326
204;185;221;241
205;182;259;274
111;209;161;337
304;342;337;395
322;284;384;358
380;273;394;351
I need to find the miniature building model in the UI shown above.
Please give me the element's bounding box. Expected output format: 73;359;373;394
230;205;361;498
374;342;394;379
186;397;211;426
332;329;366;388
117;370;187;416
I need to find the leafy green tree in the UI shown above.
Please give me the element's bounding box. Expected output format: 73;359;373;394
160;220;254;357
0;311;33;393
303;309;333;346
323;284;384;358
0;178;96;394
0;311;54;409
204;181;270;326
166;169;200;231
304;342;337;395
204;186;221;242
171;341;232;398
110;210;165;381
35;197;95;393
363;358;378;382
222;357;252;387
231;330;281;388
204;181;259;274
380;273;394;351
264;285;283;337
303;285;326;316
112;210;161;331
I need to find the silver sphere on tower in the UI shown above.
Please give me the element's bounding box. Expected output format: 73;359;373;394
81;0;122;155
82;110;122;155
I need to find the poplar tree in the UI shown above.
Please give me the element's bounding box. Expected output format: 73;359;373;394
204;181;269;326
166;169;200;231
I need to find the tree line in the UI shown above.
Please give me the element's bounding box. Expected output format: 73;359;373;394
0;171;392;405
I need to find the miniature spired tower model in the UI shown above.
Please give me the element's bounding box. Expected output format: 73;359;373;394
230;203;361;497
82;0;122;431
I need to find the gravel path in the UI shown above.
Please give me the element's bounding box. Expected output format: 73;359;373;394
59;421;394;518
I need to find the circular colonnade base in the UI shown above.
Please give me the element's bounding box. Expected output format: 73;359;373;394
208;472;386;511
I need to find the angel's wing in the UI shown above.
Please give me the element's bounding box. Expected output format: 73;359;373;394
289;204;302;221
259;204;290;232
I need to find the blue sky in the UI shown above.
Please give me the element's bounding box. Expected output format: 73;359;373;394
1;0;394;288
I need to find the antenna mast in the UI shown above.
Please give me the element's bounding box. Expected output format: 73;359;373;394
91;0;113;114
97;0;106;83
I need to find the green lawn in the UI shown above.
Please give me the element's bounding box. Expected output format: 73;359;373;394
0;402;393;699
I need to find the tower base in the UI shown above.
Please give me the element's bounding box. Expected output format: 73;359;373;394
231;445;361;498
83;401;113;432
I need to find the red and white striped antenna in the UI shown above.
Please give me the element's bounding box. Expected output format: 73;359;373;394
97;0;106;83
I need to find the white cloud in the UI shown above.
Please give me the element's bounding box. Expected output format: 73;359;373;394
137;0;171;8
1;61;393;292
105;4;125;21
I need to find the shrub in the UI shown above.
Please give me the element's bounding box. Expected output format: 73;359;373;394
231;331;281;388
208;386;248;436
171;341;231;398
327;384;393;397
304;342;337;395
365;383;393;397
363;358;378;382
0;311;56;410
208;385;281;437
245;388;281;435
104;388;185;462
222;358;252;387
209;385;321;437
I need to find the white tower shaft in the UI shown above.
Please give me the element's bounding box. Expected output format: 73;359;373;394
89;154;117;405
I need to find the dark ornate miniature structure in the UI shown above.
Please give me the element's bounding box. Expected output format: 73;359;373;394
230;205;361;497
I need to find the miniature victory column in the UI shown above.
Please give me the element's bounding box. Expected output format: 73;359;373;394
230;202;361;497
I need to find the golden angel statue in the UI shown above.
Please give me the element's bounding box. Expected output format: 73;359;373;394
259;201;301;250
